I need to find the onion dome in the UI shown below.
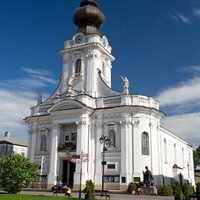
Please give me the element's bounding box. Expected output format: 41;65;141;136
73;0;105;35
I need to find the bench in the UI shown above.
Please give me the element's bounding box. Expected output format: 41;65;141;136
50;187;71;197
189;195;200;200
94;190;110;200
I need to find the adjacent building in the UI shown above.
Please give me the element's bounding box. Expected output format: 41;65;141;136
0;131;27;157
25;0;195;190
195;166;200;183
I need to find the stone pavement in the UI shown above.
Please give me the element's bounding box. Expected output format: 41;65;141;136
20;190;174;200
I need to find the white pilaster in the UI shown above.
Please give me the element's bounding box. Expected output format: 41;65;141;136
29;128;37;162
94;121;103;187
27;128;32;159
85;50;100;97
88;121;95;181
47;123;59;188
106;61;112;87
133;119;143;180
120;116;132;189
62;54;72;93
74;115;90;187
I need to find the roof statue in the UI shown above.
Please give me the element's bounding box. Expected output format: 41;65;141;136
54;90;61;100
37;92;43;105
121;76;129;94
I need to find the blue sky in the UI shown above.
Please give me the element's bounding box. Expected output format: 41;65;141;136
0;0;200;146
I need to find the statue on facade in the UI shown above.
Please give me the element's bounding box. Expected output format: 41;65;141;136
55;90;61;99
67;75;74;87
143;166;153;186
121;76;129;94
66;75;74;96
37;92;42;105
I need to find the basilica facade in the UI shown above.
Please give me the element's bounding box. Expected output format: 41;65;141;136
26;0;195;190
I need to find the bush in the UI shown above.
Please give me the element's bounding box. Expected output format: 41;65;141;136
182;183;194;199
84;180;94;194
196;182;200;196
173;182;184;200
127;182;137;194
160;185;173;196
0;153;38;194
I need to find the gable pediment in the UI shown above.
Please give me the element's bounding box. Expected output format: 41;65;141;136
48;100;85;113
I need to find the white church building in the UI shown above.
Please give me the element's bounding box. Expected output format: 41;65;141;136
25;0;195;190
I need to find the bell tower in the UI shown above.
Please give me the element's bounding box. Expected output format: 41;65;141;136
59;0;115;97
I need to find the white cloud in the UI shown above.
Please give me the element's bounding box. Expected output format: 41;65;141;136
156;76;200;107
161;113;200;146
156;65;200;146
0;67;57;90
156;65;200;108
177;13;191;24
21;67;57;85
170;12;192;25
0;89;35;139
193;9;200;18
21;67;52;77
181;65;200;73
0;67;56;140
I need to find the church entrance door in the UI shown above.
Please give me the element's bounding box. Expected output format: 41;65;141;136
62;160;76;188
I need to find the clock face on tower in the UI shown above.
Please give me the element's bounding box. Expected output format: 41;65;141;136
74;33;84;44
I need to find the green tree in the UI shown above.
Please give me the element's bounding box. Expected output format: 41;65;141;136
193;146;200;169
0;153;38;193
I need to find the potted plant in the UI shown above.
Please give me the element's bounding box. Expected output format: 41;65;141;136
127;182;137;194
84;179;95;200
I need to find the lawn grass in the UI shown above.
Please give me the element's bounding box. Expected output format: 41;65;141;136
0;194;82;200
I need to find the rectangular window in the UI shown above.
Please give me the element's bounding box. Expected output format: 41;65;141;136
0;145;6;156
71;133;77;142
65;134;70;142
107;164;116;169
133;177;140;182
121;177;126;183
104;175;120;183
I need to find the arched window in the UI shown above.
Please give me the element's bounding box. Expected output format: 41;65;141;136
142;132;149;155
109;130;115;147
40;135;47;151
189;153;191;170
75;59;81;74
164;138;167;163
174;144;177;164
182;148;185;168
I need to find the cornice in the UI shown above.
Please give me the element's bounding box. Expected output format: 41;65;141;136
59;42;115;61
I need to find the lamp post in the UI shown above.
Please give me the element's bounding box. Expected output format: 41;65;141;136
99;135;110;196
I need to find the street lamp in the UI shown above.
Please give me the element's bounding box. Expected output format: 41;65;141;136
99;135;110;196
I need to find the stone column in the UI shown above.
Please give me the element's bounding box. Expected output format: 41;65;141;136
73;115;90;189
120;116;132;190
47;123;59;189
